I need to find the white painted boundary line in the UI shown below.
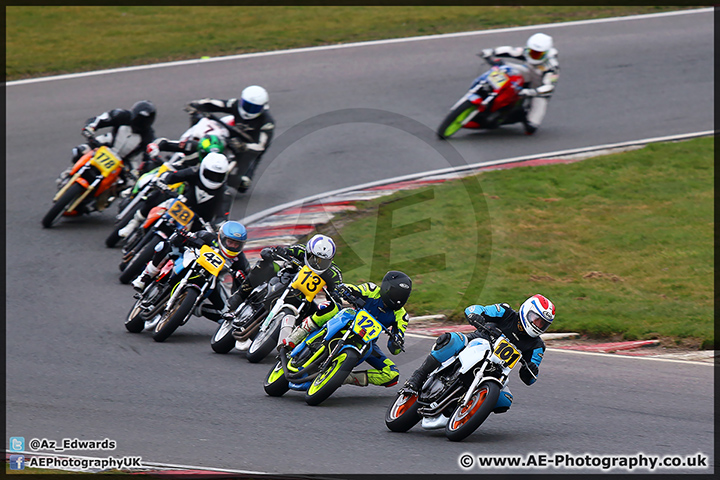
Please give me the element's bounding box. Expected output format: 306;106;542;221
7;8;712;87
240;130;714;225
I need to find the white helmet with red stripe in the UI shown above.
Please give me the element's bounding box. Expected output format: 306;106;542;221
518;294;555;337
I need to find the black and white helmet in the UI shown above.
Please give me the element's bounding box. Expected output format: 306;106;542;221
304;234;336;274
199;152;229;190
130;100;156;130
380;271;412;311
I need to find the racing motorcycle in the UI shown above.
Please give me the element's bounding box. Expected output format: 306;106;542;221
384;322;535;442
263;289;404;406
246;262;331;363
131;226;229;342
124;258;177;333
118;186;197;284
437;57;532;139
105;159;186;248
210;253;303;355
42;133;130;228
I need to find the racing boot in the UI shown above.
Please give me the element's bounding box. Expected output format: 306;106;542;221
132;262;160;291
119;210;146;238
279;317;319;350
343;371;369;387
237;175;252;193
403;355;441;395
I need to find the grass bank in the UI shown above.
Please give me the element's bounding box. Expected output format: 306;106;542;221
315;137;714;349
6;6;693;80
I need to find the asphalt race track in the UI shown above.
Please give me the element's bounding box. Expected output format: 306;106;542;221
5;10;714;476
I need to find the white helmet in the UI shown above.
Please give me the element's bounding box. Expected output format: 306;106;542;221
524;33;553;65
518;294;556;338
238;85;269;120
199;152;229;190
304;234;336;274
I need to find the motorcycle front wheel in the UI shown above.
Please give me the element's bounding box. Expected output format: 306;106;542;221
304;349;360;406
152;288;199;342
119;235;162;284
210;318;236;354
385;391;422;432
263;359;290;397
437;100;479;139
245;308;287;363
41;183;85;228
445;381;500;442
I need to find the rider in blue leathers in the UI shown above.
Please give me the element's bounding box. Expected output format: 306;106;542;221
403;294;555;416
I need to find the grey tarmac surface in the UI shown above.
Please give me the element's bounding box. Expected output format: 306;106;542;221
5;10;714;475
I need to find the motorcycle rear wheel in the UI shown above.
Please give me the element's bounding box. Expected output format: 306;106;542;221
437;100;478;139
263;359;290;397
42;183;85;228
119;236;162;284
445;381;500;442
246;308;287;363
152;288;199;342
211;319;236;354
385;391;422;432
304;349;359;406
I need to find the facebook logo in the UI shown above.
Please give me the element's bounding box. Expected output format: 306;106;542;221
9;454;25;470
9;437;25;452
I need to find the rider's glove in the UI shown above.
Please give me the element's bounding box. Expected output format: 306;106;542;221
182;139;198;154
81;125;95;138
466;312;485;328
519;88;537;97
273;246;288;257
388;335;404;355
480;48;494;59
260;247;275;261
146;142;161;158
521;362;539;379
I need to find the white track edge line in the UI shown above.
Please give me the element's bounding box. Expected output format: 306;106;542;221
240;130;714;225
6;8;712;87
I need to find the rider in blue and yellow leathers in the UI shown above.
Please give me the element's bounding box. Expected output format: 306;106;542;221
282;271;412;388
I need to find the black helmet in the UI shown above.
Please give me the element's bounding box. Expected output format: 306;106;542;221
380;271;412;311
130;100;156;130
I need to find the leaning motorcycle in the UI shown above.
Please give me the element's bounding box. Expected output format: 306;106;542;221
42;133;130;228
385;322;535;442
149;233;229;342
437;57;531;139
210;253;303;355
124;258;177;333
245;262;330;363
263;290;404;406
117;186;197;284
105;159;186;248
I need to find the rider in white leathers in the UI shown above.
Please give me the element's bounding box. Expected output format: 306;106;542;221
481;33;559;135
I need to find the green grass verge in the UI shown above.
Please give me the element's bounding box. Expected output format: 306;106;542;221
314;137;714;349
6;6;694;80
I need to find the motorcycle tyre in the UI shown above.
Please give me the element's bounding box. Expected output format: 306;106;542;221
445;381;500;442
42;183;85;228
211;319;236;354
263;359;290;397
119;235;162;284
245;308;287;363
385;391;422;432
305;349;360;406
437;100;478;139
153;288;199;343
105;202;142;248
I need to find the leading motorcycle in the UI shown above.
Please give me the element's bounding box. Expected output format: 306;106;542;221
437;57;532;139
384;322;535;442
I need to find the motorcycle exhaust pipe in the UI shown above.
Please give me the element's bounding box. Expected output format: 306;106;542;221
417;385;465;417
278;345;329;383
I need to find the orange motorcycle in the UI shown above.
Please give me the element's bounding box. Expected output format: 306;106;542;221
42;134;130;228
